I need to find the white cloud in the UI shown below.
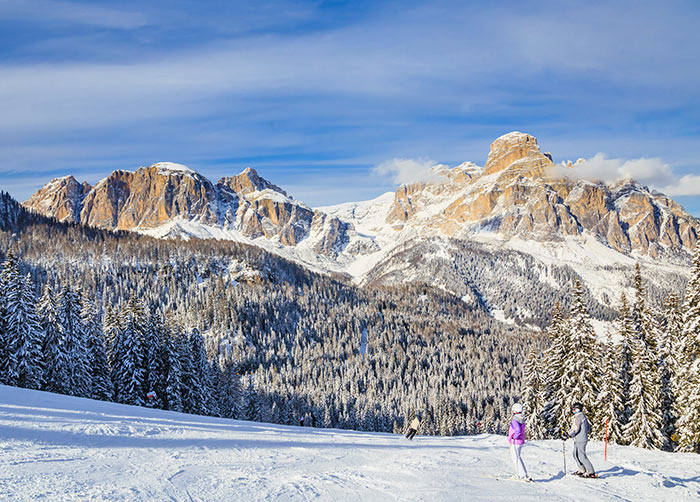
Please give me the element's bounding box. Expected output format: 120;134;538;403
371;158;447;185
662;174;700;197
0;0;148;29
547;153;700;196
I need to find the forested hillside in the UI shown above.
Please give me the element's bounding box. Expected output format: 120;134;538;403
0;191;534;435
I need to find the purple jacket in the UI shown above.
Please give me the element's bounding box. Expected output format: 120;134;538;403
508;416;525;445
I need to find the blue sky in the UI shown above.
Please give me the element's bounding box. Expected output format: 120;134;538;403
1;0;700;214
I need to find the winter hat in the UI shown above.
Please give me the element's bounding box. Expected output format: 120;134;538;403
512;403;523;414
572;402;583;412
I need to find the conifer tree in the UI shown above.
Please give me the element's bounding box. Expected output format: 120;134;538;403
616;293;635;430
559;281;599;430
143;310;166;408
243;374;261;421
103;304;121;371
111;296;146;405
622;332;665;449
622;266;665;449
216;359;242;418
676;245;700;453
81;294;112;401
163;326;184;412
541;303;567;437
39;286;72;394
0;255;44;389
632;264;657;351
56;286;90;396
523;348;546;439
658;294;682;449
0;253;19;385
178;329;200;414
595;332;624;443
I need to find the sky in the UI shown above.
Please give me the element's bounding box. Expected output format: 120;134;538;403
1;0;700;214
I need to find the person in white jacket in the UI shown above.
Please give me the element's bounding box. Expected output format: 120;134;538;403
405;414;421;440
566;402;596;477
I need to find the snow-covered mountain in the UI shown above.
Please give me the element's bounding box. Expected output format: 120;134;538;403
23;133;700;323
2;384;699;501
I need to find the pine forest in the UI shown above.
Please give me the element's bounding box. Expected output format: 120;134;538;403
1;191;699;453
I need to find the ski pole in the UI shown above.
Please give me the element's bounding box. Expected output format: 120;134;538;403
605;419;608;461
562;438;566;476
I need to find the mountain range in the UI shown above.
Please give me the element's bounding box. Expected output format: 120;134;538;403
22;132;699;325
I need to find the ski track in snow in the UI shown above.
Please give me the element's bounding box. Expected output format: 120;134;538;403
1;386;699;501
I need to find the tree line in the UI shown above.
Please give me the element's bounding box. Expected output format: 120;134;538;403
525;255;700;453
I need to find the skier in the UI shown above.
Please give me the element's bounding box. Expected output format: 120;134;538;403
565;402;596;478
311;413;317;428
405;414;421;440
507;403;531;481
299;415;305;427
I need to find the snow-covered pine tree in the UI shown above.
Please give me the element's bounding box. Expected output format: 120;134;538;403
39;286;71;394
216;358;242;418
111;296;146;406
0;253;18;385
163;324;184;412
541;302;567;437
622;266;665;449
80;293;111;401
523;347;547;439
0;254;44;389
658;294;682;450
559;281;599;431
676;244;700;453
616;293;635;433
594;332;624;443
243;373;261;421
103;304;121;371
143;309;166;408
0;280;6;385
622;332;666;449
179;328;206;415
56;286;91;396
632;264;657;351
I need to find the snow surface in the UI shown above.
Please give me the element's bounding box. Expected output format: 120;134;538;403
152;162;197;175
1;385;699;502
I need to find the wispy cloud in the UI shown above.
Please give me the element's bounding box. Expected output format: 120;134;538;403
548;153;700;196
0;0;148;29
371;158;447;185
0;1;699;211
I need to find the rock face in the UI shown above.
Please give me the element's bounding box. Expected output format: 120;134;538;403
218;168;314;245
24;176;91;224
23;163;352;256
385;131;699;257
23;133;700;270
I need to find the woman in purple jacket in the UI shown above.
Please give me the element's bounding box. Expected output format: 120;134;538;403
508;403;531;481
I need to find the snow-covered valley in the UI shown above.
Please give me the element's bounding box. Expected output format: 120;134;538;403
1;385;698;502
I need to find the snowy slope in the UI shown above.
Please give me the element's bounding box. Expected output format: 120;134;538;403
1;386;698;502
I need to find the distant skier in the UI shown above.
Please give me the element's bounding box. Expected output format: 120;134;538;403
299;415;305;427
311;413;317;428
565;402;596;478
507;403;531;481
405;414;421;440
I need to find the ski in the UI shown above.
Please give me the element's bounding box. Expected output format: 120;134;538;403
571;472;599;479
482;475;534;483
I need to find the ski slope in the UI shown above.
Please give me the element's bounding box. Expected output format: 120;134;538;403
1;385;698;501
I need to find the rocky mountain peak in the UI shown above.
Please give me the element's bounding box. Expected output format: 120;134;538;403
482;131;552;178
150;162;197;175
23;175;92;223
218;167;287;197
